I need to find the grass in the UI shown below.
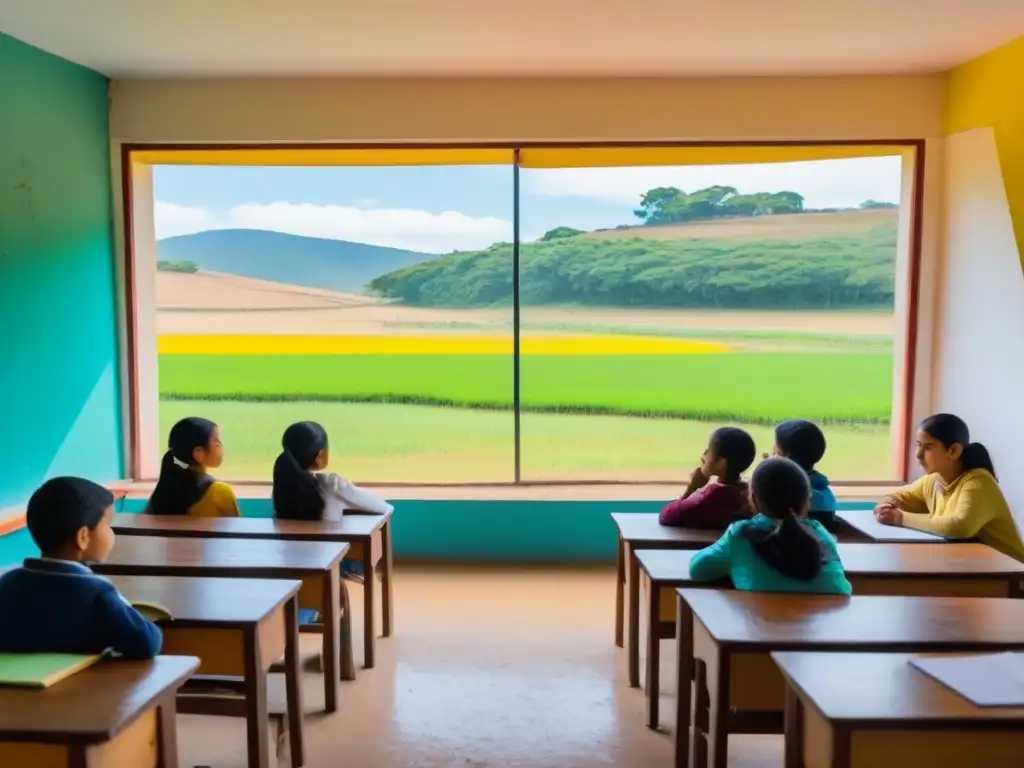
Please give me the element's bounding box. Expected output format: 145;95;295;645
158;352;894;424
159;400;893;483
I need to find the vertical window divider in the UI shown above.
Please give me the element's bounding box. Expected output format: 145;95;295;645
513;149;522;483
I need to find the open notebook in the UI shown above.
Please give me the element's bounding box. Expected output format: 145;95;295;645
0;651;110;689
910;653;1024;707
132;601;172;622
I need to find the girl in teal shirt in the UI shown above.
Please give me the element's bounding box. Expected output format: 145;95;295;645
689;457;852;595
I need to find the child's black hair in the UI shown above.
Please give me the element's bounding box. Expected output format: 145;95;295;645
919;413;996;479
273;421;329;521
743;457;825;581
26;477;114;554
774;419;827;472
709;427;757;482
147;417;217;516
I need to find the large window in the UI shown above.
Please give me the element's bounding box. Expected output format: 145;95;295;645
131;145;917;484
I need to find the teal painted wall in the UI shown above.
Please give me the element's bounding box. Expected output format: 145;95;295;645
0;34;122;508
0;498;876;567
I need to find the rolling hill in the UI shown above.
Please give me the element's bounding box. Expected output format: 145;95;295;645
156;229;435;294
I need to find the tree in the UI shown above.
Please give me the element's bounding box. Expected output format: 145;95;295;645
859;200;898;209
157;260;199;273
540;227;584;241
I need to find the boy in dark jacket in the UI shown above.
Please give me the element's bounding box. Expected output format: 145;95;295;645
0;477;162;659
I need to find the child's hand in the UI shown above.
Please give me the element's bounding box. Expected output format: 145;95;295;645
874;503;902;526
687;466;710;490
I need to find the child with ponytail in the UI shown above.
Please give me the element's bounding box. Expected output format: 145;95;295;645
689;457;852;594
272;421;393;522
146;417;240;517
875;413;1024;561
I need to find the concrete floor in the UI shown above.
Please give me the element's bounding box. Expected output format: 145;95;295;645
178;566;781;767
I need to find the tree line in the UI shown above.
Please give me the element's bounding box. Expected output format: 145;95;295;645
368;220;897;310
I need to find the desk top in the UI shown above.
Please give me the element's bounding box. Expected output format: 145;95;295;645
112;511;389;541
837;509;948;543
106;575;301;626
638;543;1024;582
773;651;1024;724
0;655;199;744
611;513;720;547
679;590;1024;648
92;536;348;578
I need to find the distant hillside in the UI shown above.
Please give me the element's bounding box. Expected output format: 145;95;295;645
369;211;899;311
156;229;435;294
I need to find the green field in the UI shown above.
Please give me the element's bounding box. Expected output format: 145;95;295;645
159;352;893;424
159;399;892;482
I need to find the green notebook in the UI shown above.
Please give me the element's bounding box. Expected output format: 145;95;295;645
0;651;109;689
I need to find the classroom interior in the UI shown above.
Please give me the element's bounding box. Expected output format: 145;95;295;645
3;3;1024;766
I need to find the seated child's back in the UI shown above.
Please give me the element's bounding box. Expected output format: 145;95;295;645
146;417;239;517
773;419;836;527
689;457;851;595
0;478;162;659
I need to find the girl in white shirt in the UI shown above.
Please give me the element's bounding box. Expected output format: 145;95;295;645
272;420;393;522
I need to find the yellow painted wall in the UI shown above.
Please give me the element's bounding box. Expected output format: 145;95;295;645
946;35;1024;266
109;75;944;143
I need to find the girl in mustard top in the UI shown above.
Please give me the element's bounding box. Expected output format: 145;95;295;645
146;417;240;517
874;413;1024;562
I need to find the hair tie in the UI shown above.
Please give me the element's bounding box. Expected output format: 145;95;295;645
172;456;190;470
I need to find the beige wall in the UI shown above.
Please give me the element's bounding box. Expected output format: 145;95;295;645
109;75;944;143
932;127;1024;513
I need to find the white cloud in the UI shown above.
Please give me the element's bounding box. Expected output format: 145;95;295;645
528;156;904;211
153;202;215;239
153;201;512;253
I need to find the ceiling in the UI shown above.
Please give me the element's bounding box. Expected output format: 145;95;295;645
2;0;1022;78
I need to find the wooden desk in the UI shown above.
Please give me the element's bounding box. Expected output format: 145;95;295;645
837;509;950;542
0;655;198;768
774;651;1024;768
112;512;394;670
638;543;1024;732
108;575;304;768
92;537;352;715
674;591;1024;768
611;513;722;687
613;513;872;688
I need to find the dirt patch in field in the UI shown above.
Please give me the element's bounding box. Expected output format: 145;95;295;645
586;208;897;242
157;271;371;311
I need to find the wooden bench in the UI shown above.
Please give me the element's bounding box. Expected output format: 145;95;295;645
0;655;199;768
674;591;1024;768
92;536;351;715
774;651;1024;768
112;511;394;669
108;575;304;768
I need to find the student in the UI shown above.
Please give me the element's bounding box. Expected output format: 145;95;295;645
689;457;852;594
659;427;756;528
772;419;837;527
146;416;240;517
273;421;392;589
272;421;393;521
875;413;1024;561
0;477;162;659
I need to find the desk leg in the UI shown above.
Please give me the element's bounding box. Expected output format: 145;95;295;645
706;648;731;768
674;597;694;768
243;627;271;768
614;535;625;647
627;544;641;687
362;535;376;669
646;578;661;729
784;684;803;768
339;578;356;681
382;518;395;637
691;659;709;768
157;695;179;768
322;568;341;713
284;596;306;768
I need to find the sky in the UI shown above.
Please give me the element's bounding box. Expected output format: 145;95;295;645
153;155;904;254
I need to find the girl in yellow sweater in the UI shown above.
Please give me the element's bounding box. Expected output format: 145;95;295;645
146;417;240;517
874;413;1024;561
